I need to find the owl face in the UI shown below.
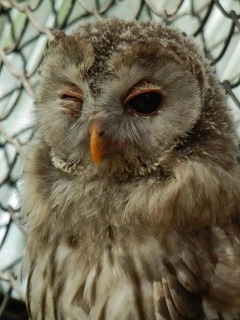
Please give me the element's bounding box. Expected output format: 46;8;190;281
35;20;208;177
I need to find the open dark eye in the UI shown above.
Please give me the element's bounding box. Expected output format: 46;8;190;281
60;91;83;103
124;89;163;116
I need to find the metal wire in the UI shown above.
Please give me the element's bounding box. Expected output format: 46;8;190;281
0;0;239;317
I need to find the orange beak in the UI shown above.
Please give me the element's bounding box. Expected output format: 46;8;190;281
89;122;106;165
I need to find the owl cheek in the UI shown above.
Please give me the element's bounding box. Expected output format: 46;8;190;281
94;141;123;164
62;104;82;119
104;141;123;158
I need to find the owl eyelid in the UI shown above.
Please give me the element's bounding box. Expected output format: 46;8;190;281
124;87;162;104
60;91;84;103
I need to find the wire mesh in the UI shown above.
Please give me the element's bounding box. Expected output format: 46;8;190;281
0;0;240;318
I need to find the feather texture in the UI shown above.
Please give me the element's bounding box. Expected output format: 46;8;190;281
22;19;240;319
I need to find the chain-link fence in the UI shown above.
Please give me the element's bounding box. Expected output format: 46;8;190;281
0;0;240;318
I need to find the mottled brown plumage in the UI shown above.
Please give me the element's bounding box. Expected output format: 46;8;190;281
22;19;240;319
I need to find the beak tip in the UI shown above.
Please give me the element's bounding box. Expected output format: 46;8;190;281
93;158;100;166
89;121;106;166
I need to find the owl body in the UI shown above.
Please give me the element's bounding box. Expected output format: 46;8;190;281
23;19;240;319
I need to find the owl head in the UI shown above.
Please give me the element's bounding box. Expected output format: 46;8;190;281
35;19;237;180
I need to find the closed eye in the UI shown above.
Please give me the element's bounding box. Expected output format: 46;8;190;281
60;90;84;119
60;91;84;103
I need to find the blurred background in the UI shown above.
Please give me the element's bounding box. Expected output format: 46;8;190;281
0;0;240;319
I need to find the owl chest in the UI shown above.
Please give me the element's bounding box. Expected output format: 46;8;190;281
30;226;163;320
73;240;157;319
29;177;194;318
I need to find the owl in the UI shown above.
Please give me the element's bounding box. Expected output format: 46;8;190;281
22;19;240;320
